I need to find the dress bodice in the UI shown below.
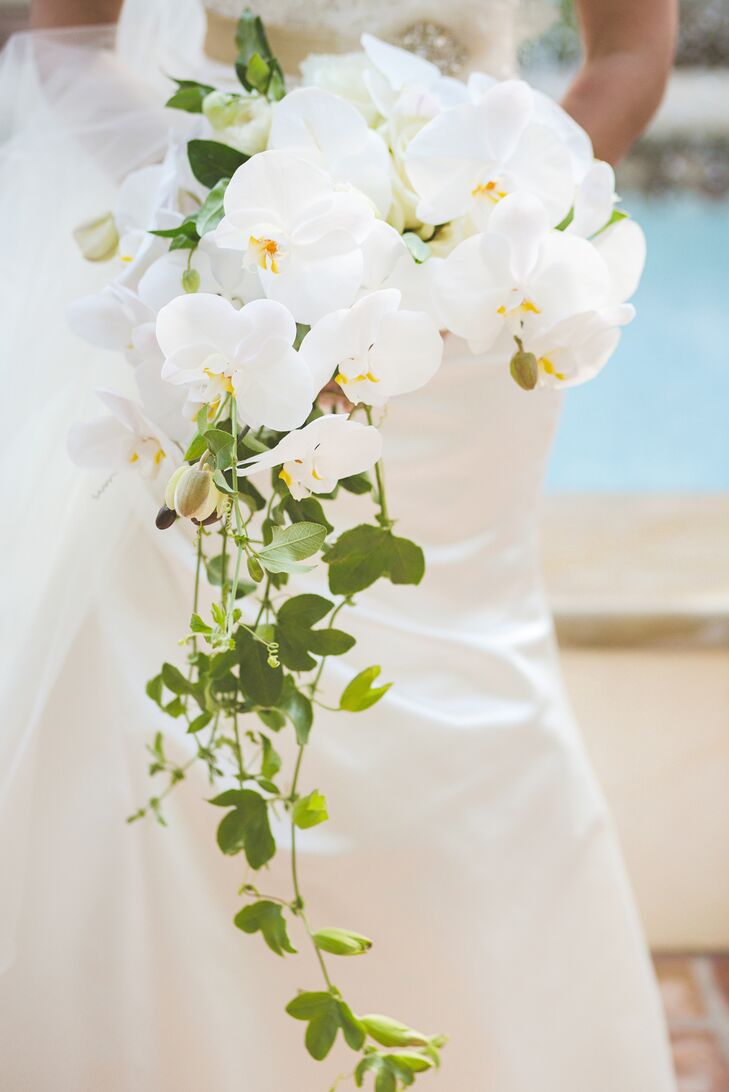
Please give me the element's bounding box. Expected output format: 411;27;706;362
115;0;553;83
203;0;525;78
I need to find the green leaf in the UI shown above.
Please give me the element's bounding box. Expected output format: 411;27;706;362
259;522;327;565
195;177;229;236
313;927;373;957
592;207;629;237
283;494;334;533
204;427;236;470
165;77;214;113
285;992;341;1061
387;535;425;586
183;432;208;462
216;789;275;868
150;217;199;240
161;661;194;696
340;665;392;712
292;789;328;830
339;472;373;495
306;628;355;656
190;613;212;635
146;673;164;707
323;525;391;595
187;710;213;734
554;207;574;231
212;468;237;496
260;735;282;779
257;708;286;732
237;628;283;707
275;594;355;670
323;526;425;595
338;1000;366;1051
277;594;333;628
278;679;314;745
187;138;248;189
234;10;286;100
234;900;296;956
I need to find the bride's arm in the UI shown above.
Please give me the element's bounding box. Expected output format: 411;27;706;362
30;0;123;27
561;0;678;164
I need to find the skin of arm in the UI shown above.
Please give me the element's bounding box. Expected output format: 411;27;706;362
561;0;679;164
30;0;123;28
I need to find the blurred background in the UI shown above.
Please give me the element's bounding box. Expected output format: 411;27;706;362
1;0;728;1084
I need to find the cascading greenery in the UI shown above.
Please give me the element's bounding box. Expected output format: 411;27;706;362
128;12;446;1090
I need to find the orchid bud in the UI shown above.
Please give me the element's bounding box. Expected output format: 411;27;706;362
155;504;177;530
509;347;538;391
360;1015;430;1048
182;268;200;293
313;927;373;956
174;468;215;519
73;212;119;262
247;556;264;583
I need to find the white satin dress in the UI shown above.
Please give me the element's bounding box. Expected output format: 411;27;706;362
0;2;677;1090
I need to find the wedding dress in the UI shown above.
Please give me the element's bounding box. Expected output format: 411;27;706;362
0;2;677;1090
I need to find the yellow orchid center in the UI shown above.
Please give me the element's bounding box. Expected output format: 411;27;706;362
129;451;139;464
154;447;166;466
472;179;507;202
497;299;542;318
249;235;280;273
539;356;566;381
204;368;235;395
119;254;134;263
279;467;293;487
335;370;380;385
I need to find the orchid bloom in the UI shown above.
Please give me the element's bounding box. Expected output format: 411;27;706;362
268;87;392;216
361;33;467;123
302;289;443;407
210;150;375;324
509;305;636;388
405;79;575;228
437;192;613;353
237;413;383;500
567;161;619;238
67;390;175;478
67;283;157;365
156;293;315;432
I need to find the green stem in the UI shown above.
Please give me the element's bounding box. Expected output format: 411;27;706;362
365;407;391;528
290;742;334;992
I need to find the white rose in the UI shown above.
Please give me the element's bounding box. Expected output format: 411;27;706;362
300;52;379;125
202;90;272;156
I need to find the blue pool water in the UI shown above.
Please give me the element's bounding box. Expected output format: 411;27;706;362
546;194;729;492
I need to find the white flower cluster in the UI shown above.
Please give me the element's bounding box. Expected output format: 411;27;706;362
68;33;645;499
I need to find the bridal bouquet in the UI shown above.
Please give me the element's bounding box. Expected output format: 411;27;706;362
68;13;644;1089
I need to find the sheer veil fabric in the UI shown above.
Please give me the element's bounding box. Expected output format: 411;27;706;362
0;3;677;1089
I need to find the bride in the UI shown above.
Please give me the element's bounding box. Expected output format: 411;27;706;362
0;1;678;1089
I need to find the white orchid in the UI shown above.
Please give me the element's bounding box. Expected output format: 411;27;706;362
567;161;618;238
302;290;442;407
67;390;175;477
437;192;613;353
519;305;636;388
268;87;392;216
405;79;575;228
361;34;467;122
67;283;157;365
210;150;376;324
238;413;382;500
156;293;315;432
